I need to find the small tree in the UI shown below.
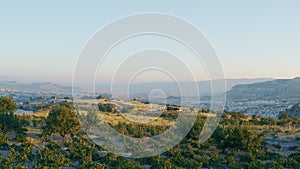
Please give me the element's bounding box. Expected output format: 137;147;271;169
0;96;17;114
44;104;81;142
98;103;116;112
0;96;19;133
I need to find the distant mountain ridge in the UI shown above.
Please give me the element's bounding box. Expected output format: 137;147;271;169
0;77;273;97
0;81;103;94
0;75;14;81
97;78;273;97
226;77;300;118
227;77;300;101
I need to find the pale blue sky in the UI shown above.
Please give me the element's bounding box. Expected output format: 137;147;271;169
1;1;300;85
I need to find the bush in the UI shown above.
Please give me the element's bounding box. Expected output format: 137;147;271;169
98;103;116;112
0;132;8;146
166;105;180;111
44;104;81;142
213;124;265;151
36;143;70;168
0;96;19;133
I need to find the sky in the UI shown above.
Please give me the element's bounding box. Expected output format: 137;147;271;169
1;1;300;85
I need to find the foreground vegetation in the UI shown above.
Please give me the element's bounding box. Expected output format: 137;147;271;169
0;96;300;168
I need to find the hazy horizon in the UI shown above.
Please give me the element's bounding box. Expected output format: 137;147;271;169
1;75;298;86
1;1;300;85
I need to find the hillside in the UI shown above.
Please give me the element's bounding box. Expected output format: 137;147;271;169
0;98;299;168
281;103;300;118
226;77;300;117
227;77;300;100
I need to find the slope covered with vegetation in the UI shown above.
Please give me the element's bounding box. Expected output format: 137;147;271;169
0;96;299;168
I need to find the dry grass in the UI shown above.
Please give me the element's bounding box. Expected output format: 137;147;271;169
26;127;42;135
15;109;50;118
25;137;40;145
32;109;50;118
101;113;174;126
